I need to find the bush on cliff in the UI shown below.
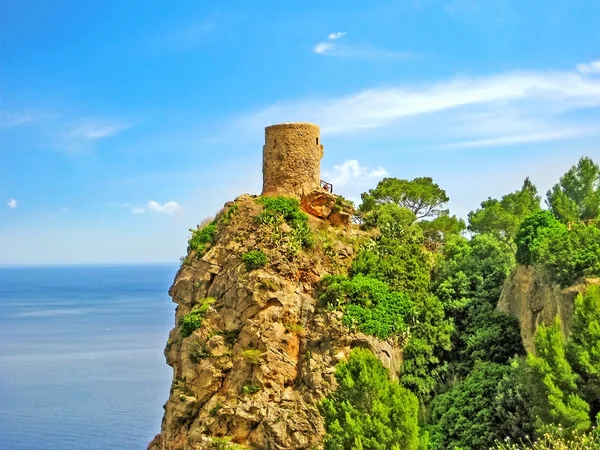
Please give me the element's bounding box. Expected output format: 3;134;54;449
241;249;268;271
255;196;313;248
319;274;414;340
188;222;218;256
321;348;420;450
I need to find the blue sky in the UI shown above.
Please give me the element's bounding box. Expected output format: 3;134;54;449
1;0;600;265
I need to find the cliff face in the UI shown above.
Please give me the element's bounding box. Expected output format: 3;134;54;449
149;194;403;450
497;265;600;353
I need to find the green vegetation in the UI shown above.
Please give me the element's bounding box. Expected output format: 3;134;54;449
179;298;216;337
241;349;263;365
468;177;541;249
188;222;218;256
210;436;244;450
220;203;239;225
241;383;261;395
241;249;268;271
255;196;313;248
429;361;535;449
320;274;414;339
320;348;420;450
546;156;600;223
527;318;590;434
567;286;600;418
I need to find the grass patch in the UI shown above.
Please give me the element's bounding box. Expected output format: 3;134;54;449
241;249;268;271
220;204;239;225
241;383;261;395
188;222;217;256
255;196;313;249
284;321;307;337
179;298;216;338
241;349;263;365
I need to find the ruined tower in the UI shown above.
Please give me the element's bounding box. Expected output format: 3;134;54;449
261;122;324;197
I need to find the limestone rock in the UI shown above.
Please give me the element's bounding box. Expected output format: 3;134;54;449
148;195;402;450
328;210;351;227
497;265;600;353
300;190;337;219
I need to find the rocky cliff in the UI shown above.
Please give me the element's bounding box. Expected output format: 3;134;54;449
148;193;403;450
497;265;600;353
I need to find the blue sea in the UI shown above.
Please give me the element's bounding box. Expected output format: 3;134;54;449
0;264;178;450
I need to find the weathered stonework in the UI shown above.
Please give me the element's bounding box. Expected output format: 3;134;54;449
262;123;324;198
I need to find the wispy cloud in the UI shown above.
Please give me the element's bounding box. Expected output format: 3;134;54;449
328;32;347;40
323;160;388;187
235;62;600;148
121;201;182;215
7;198;18;209
577;60;600;75
313;32;411;60
0;112;36;129
67;120;133;140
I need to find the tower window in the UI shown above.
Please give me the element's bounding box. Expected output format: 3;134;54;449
316;137;319;145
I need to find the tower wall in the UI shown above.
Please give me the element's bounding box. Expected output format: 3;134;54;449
262;123;324;197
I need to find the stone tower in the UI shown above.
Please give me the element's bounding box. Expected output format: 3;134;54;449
261;122;324;197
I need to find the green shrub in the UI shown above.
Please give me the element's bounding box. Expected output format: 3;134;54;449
515;210;567;265
209;403;222;417
526;318;590;434
241;249;268;271
429;361;535;450
320;274;414;339
220;203;239;225
241;383;261;395
241;349;263;365
535;224;600;287
255;196;313;248
188;222;218;256
179;298;216;337
210;436;244;450
320;348;420;450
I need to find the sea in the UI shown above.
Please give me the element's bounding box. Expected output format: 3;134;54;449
0;264;178;450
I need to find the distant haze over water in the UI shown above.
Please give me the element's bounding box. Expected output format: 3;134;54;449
0;264;177;450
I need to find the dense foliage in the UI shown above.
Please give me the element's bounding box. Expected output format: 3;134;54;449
429;361;535;449
314;156;600;449
180;298;215;338
468;177;541;249
241;249;268;271
188;222;218;255
320;274;414;339
546;157;600;223
321;348;420;450
526;319;590;434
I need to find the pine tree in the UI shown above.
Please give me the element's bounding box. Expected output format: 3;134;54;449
320;348;420;450
567;285;600;418
526;318;590;434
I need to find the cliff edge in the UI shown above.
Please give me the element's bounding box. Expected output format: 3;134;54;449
497;265;600;353
148;194;403;450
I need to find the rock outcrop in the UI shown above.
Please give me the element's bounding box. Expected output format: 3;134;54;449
497;265;600;353
149;195;401;450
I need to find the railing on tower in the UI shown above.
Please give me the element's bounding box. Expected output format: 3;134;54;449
320;180;333;194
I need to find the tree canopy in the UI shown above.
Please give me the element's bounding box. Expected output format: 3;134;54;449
546;156;600;223
468;177;541;248
360;176;449;220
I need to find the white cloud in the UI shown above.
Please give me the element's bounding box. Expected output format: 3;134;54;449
67;120;132;140
328;32;346;40
147;201;182;214
313;32;408;60
235;62;600;148
7;198;18;208
0;112;35;129
314;42;334;55
119;201;182;215
577;60;600;75
323;160;388;187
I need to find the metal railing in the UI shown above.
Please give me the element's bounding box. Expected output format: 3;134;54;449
320;180;333;193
